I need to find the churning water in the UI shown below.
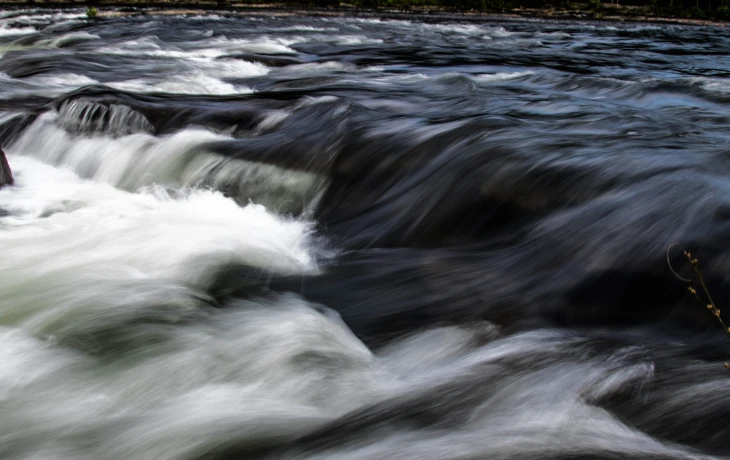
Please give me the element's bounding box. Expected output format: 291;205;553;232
1;8;730;460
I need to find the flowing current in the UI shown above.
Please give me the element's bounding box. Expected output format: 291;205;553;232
2;8;730;460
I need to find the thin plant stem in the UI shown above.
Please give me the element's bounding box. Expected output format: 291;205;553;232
668;246;730;368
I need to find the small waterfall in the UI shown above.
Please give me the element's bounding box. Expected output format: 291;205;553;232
57;99;154;136
8;112;328;216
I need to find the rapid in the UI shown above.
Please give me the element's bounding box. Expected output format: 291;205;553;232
1;8;730;460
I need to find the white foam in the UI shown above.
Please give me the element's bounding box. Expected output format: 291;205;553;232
99;37;271;95
9;113;328;214
6;11;84;24
0;154;320;350
689;76;730;95
346;18;413;27
0;11;83;39
427;23;486;35
0;154;317;276
538;31;571;38
270;25;337;32
0;154;357;460
490;26;515;37
473;71;535;83
333;35;384;45
102;35;302;58
36;31;100;47
297;95;340;106
210;57;270;78
0;25;37;36
25;73;98;86
109;73;254;95
0;294;376;460
185;13;225;20
0;72;99;99
409;23;515;38
221;35;304;55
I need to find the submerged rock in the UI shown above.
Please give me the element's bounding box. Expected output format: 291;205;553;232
0;147;13;187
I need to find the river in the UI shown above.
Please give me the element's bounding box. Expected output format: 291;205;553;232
0;9;729;460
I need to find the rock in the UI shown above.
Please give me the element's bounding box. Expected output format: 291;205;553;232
0;146;13;187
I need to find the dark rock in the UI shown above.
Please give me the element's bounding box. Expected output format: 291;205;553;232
0;113;37;146
0;147;14;187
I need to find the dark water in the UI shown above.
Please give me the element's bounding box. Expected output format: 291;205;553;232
1;9;730;460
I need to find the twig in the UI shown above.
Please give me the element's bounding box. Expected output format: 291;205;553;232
669;245;730;369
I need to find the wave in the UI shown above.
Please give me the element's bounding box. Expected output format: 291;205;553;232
92;37;271;95
36;31;100;48
25;72;98;86
100;35;302;57
108;73;255;95
473;71;536;82
0;71;99;98
0;153;319;326
8;112;329;215
0;25;37;37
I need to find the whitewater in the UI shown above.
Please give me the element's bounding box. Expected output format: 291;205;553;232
1;8;730;460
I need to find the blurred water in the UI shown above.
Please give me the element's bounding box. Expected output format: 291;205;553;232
1;9;730;460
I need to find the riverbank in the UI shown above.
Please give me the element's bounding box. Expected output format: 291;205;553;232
1;2;729;28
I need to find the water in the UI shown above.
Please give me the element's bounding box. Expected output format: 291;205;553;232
1;8;730;460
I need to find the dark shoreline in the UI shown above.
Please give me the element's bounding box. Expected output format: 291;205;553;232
1;2;729;27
